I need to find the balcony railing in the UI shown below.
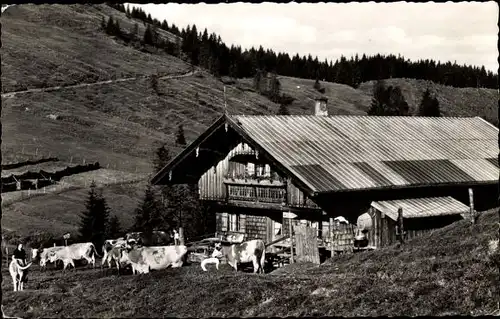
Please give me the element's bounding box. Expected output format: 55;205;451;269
227;184;286;204
223;172;285;186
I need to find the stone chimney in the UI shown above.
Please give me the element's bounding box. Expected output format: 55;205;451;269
314;97;328;116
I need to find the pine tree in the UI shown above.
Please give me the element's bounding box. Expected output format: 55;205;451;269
418;89;441;117
368;80;389;116
175;124;187;146
143;25;154;46
154;144;171;173
107;215;122;238
133;184;164;233
79;181;110;250
105;16;115;35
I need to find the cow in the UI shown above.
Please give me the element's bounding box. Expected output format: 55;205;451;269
9;257;32;291
212;239;266;274
119;245;188;275
32;246;65;270
47;242;101;271
103;244;128;271
125;231;172;247
101;238;127;268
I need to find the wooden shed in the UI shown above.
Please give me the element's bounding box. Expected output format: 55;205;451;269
362;196;470;248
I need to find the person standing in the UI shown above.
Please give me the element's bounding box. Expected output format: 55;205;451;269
13;243;27;267
173;229;180;246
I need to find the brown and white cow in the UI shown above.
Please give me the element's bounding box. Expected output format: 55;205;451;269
103;244;128;271
32;246;65;270
47;242;101;271
9;257;32;291
119;245;188;274
212;239;266;274
102;238;127;268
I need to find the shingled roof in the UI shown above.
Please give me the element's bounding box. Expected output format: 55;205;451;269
152;114;498;195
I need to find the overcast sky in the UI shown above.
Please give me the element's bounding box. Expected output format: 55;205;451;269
129;2;498;73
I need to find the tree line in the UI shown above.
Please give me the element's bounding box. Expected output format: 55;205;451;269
105;3;497;90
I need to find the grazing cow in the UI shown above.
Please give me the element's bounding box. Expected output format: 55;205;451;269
32;247;65;269
9;257;32;291
103;244;128;271
212;239;266;274
200;257;220;272
120;245;188;275
102;238;127;268
47;243;101;271
125;231;172;247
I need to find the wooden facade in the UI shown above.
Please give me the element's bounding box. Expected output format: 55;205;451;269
199;142;326;245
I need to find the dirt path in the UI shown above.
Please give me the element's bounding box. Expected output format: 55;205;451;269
1;70;198;99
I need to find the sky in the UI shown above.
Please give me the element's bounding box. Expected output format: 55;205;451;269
128;2;498;73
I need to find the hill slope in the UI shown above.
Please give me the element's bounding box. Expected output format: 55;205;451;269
1;208;498;317
1;4;498;238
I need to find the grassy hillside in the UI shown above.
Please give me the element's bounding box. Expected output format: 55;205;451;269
358;79;499;126
1;208;498;317
1;4;498;238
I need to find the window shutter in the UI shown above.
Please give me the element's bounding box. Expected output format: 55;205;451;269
239;214;246;233
221;212;228;232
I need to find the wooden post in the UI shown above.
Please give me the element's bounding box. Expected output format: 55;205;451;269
329;217;333;254
289;217;294;264
178;227;185;245
468;188;476;224
397;207;404;244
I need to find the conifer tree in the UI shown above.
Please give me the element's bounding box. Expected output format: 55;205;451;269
79;181;110;250
418;88;441;117
175;124;187;146
143;25;154;46
133;184;164;232
107;215;122;238
154;144;171;173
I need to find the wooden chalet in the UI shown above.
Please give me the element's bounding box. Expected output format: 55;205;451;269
151;99;499;251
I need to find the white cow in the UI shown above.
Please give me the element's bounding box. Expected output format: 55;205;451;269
48;242;101;271
120;245;188;275
102;238;127;268
9;257;32;291
32;246;65;269
212;239;266;273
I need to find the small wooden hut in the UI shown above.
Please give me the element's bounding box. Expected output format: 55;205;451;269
360;196;470;248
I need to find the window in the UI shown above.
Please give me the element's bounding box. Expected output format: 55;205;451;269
246;162;255;176
228;214;240;231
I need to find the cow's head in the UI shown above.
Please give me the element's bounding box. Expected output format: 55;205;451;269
211;243;223;258
47;251;58;263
